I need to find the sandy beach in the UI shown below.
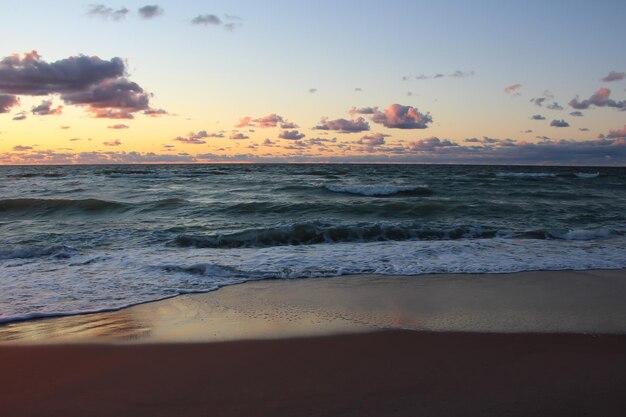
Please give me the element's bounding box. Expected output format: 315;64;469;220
2;270;626;416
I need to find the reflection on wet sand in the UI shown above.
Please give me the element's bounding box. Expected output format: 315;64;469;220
2;270;626;344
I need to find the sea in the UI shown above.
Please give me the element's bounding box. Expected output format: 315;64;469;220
1;164;625;323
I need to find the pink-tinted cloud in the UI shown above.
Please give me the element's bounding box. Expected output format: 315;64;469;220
504;83;522;94
278;130;305;140
108;123;130;129
13;145;33;151
280;121;299;129
31;100;62;115
254;114;284;128
63;78;151;119
313;117;370;133
103;139;122;146
230;132;250;140
235;116;253;128
371;104;432;129
569;88;626;110
0;94;19;113
143;108;168;117
601;71;626;82
604;125;626;139
174;130;210;144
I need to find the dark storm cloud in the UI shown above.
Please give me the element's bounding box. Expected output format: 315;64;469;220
370;104;432;129
0;51;125;95
278;130;305;140
31;100;62;115
0;94;19;113
138;5;163;19
87;4;130;20
569;88;626;110
313;117;370;133
550;119;570;128
601;71;626;82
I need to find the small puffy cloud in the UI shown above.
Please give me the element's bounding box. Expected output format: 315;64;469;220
0;94;19;113
13;111;27;121
569;88;626;110
356;133;388;151
309;88;317;93
601;71;626;82
349;106;378;115
280;121;298;129
504;83;522;94
108;123;129;129
604;125;626;139
313;117;370;133
103;139;122;146
87;4;130;21
174;130;209;144
254;114;284;128
579;128;590;132
31;100;63;115
235;116;253;128
371;104;432;129
143;108;168;117
354;87;363;92
192;14;221;25
60;125;71;129
530;97;547;107
569;111;584;117
450;70;475;78
138;5;164;19
13;145;32;151
278;130;305;140
547;102;563;110
230;132;250;140
409;137;458;151
531;114;546;120
550;119;570;128
263;138;276;146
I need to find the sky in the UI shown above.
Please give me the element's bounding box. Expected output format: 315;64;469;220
0;0;625;165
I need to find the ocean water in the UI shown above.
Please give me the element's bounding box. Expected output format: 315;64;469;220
1;164;626;323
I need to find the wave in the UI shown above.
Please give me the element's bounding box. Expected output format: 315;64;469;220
496;172;557;178
0;245;76;260
575;172;600;178
325;184;431;196
0;198;128;215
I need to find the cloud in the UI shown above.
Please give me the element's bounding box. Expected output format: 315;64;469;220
309;88;317;93
87;4;130;21
278;130;305;140
280;121;298;129
0;51;125;95
31;100;62;115
62;78;151;119
550;119;570;128
313;117;370;133
0;94;19;113
12;111;27;121
530;97;547;107
230;132;250;140
192;14;221;25
504;83;522;94
569;111;584;117
138;5;163;19
143;108;168;117
13;145;32;151
601;71;626;82
348;106;378;115
604;125;626;139
263;138;276;146
569;88;626;110
579;128;590;132
254;114;284;128
531;114;546;120
235;116;253;128
547;102;563;110
356;133;388;151
103;139;122;146
60;125;71;129
409;137;458;151
0;150;196;165
450;70;475;78
370;104;432;129
414;71;474;80
174;130;209;144
354;87;363;92
108;123;129;129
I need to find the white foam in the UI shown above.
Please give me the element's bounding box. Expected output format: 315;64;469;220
326;184;428;196
575;172;600;178
496;172;557;178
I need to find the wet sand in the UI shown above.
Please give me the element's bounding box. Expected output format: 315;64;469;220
2;270;626;416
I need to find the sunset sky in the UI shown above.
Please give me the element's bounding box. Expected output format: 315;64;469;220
1;0;625;165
